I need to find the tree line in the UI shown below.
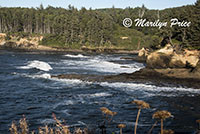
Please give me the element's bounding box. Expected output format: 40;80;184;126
0;0;199;49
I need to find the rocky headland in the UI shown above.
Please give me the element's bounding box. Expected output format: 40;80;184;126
52;44;200;89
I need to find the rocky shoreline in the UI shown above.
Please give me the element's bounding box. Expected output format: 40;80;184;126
0;33;139;54
51;68;200;89
51;44;200;89
1;33;200;89
0;45;139;55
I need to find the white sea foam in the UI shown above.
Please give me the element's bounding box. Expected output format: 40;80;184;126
34;73;51;79
79;92;112;98
40;119;55;124
53;100;75;109
19;60;52;71
64;54;88;58
64;100;75;105
77;121;87;126
61;109;71;116
99;82;200;96
89;92;112;97
50;77;200;97
50;78;88;88
19;73;51;79
61;58;144;73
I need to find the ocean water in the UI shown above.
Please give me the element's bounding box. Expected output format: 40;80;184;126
0;50;200;134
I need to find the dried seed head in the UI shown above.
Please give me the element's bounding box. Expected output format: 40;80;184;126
38;127;44;134
44;125;49;134
83;128;89;134
100;107;109;113
55;128;62;133
9;122;18;134
131;100;150;109
74;128;83;134
163;129;174;134
62;126;71;134
153;110;172;120
100;107;117;116
118;124;126;129
19;116;29;134
111;112;117;116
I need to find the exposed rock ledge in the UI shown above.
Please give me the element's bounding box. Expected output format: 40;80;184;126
51;68;200;89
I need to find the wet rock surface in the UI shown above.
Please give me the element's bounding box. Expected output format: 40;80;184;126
52;68;200;89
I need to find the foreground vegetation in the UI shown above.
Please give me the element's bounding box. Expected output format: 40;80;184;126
9;100;200;134
0;0;200;50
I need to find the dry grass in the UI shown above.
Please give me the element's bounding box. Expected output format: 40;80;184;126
9;114;85;134
10;121;18;134
9;100;198;134
19;116;29;134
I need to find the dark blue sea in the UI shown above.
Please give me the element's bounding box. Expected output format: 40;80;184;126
0;50;200;134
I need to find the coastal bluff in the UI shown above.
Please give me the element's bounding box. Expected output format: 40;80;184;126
0;33;57;51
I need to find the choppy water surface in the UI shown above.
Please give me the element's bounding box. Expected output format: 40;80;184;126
0;50;200;134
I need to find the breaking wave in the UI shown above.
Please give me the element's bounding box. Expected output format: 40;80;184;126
64;54;88;58
19;60;52;71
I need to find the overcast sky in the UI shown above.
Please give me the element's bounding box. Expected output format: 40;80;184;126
0;0;197;9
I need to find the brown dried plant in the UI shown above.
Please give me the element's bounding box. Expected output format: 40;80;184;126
9;121;18;134
100;107;117;122
196;119;200;134
38;125;51;134
74;128;83;134
132;100;150;134
100;107;117;116
132;100;150;109
163;129;174;134
9;115;83;134
38;127;44;134
50;128;54;134
148;120;158;134
153;110;172;134
19;116;29;134
117;124;126;134
52;113;71;134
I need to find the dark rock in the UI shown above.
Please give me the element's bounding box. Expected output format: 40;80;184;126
120;66;130;68
52;68;200;89
120;57;146;63
147;53;172;69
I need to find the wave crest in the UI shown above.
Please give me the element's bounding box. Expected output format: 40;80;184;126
64;54;88;58
19;60;52;71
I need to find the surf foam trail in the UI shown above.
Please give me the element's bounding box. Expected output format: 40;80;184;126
19;60;52;71
64;54;88;58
